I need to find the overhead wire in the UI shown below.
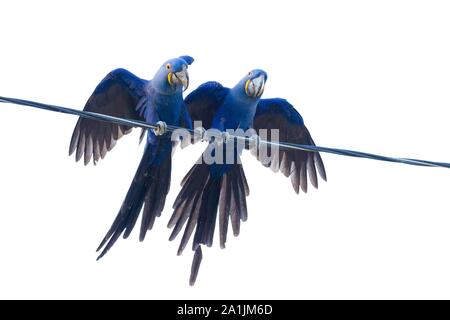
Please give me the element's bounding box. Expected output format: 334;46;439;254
1;95;449;169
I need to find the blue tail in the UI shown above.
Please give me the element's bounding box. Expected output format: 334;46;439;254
169;160;249;256
96;142;172;260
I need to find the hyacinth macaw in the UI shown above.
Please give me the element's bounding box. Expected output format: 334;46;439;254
68;56;194;260
170;69;327;284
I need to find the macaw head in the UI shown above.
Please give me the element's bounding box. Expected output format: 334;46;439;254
234;69;268;100
153;55;194;94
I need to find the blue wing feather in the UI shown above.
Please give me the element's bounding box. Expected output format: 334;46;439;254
94;68;147;99
69;68;148;165
185;81;229;129
255;98;304;126
253;98;326;193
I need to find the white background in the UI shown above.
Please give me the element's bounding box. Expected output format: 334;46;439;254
1;0;450;299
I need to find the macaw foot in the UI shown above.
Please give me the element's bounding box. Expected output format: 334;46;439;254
153;121;167;136
248;134;261;157
193;126;207;142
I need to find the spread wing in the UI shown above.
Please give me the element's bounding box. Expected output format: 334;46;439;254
69;68;148;165
185;81;229;130
252;98;327;193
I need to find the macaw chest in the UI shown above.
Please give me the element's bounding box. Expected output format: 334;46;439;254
213;103;257;131
152;94;183;125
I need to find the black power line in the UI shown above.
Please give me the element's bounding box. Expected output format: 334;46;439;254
1;95;449;169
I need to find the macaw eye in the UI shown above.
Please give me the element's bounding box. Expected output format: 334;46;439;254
166;64;171;70
248;71;252;76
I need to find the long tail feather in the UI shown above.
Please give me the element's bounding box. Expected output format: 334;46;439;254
169;160;249;257
96;142;171;259
189;246;203;286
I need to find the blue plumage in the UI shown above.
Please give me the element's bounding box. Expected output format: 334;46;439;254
170;69;327;284
212;69;267;131
69;56;194;259
255;98;304;126
69;61;325;285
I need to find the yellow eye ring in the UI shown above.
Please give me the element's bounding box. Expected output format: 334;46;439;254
166;63;171;70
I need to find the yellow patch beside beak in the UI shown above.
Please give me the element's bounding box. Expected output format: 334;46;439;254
167;72;173;86
245;79;251;96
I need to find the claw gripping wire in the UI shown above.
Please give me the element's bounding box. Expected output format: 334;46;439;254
153;121;167;136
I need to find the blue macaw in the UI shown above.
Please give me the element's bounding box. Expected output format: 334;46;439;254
68;56;194;260
170;70;327;284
